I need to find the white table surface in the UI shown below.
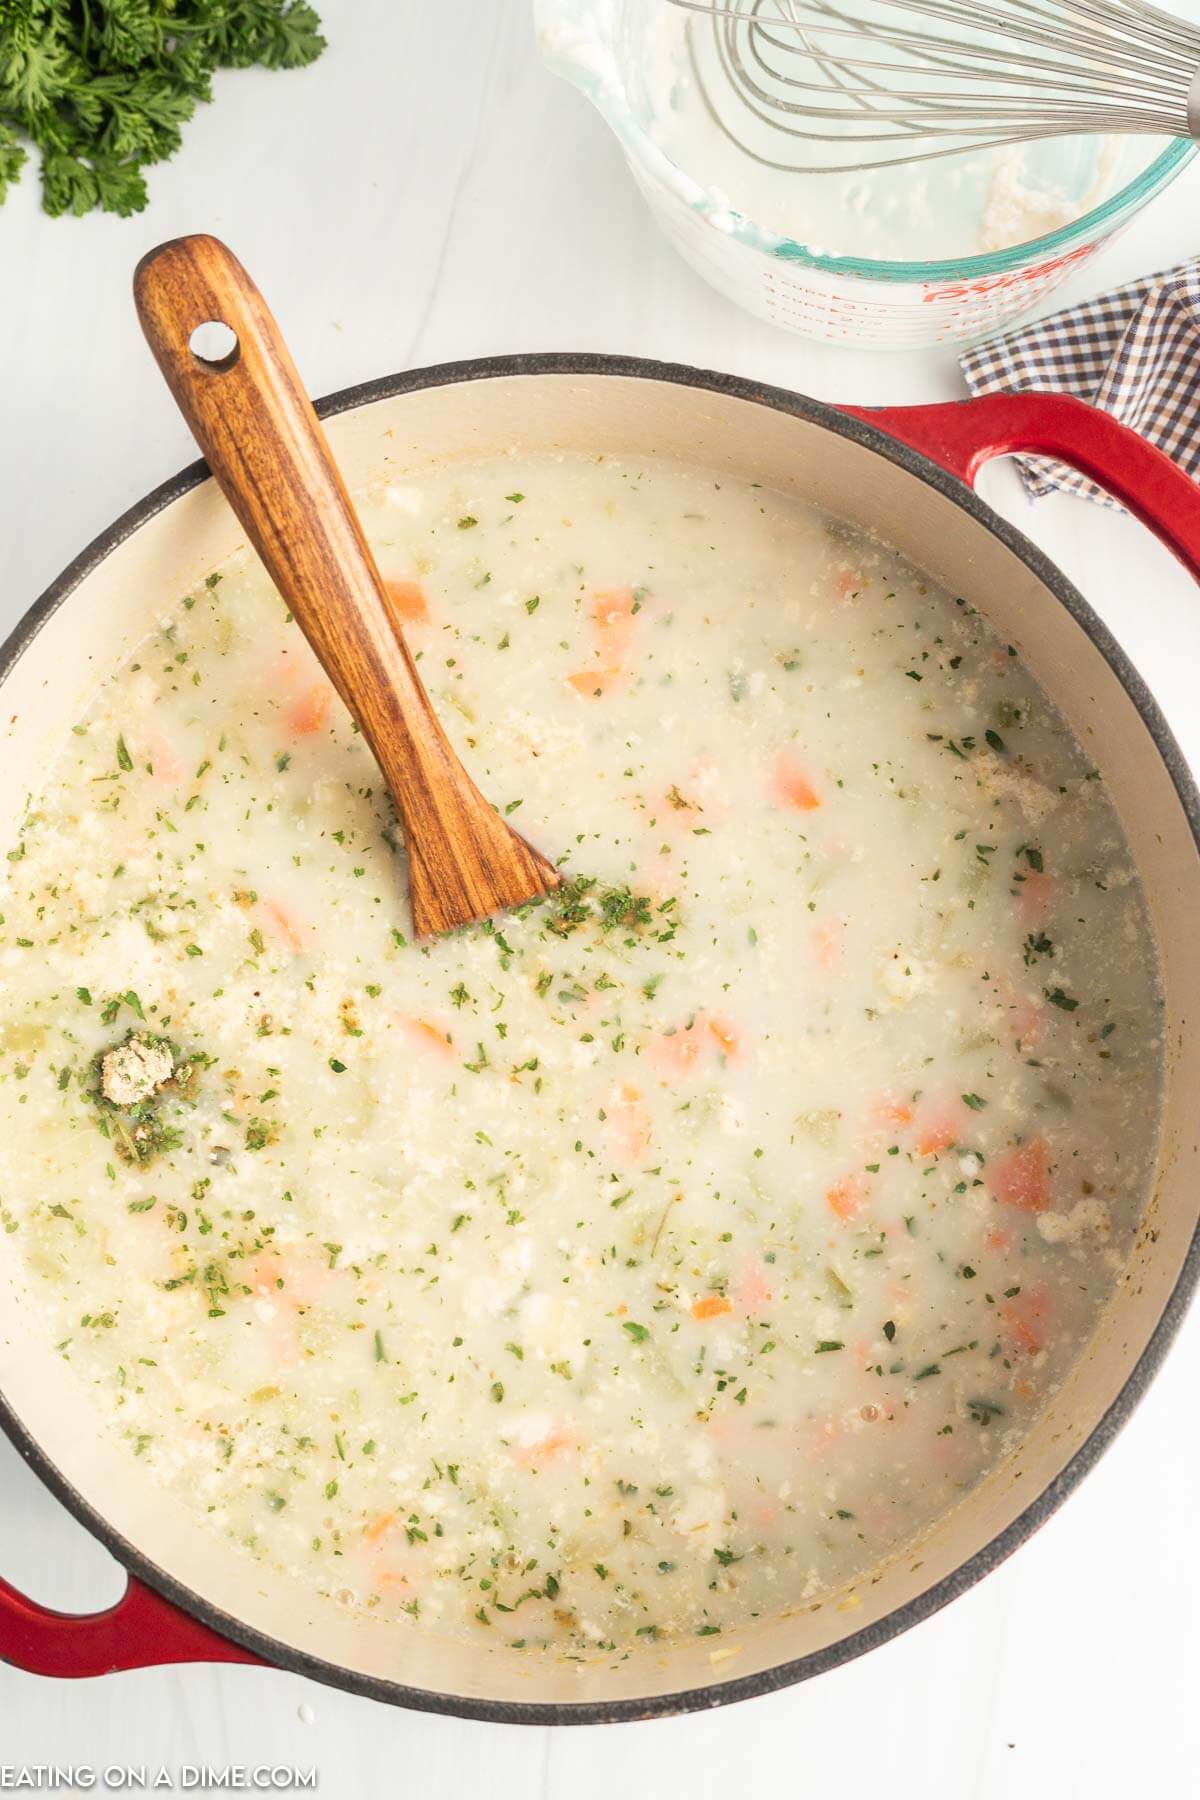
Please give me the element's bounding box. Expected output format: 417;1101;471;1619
1;1;1197;1791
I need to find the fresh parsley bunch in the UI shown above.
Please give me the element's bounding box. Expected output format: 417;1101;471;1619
0;1;326;218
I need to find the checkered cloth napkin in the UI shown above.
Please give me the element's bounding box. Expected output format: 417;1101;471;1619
960;259;1200;507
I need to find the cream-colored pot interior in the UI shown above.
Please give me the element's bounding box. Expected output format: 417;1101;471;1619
1;369;1196;1716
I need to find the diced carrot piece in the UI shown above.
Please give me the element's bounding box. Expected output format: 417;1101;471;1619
609;1083;652;1162
671;1030;705;1070
566;589;639;698
827;1175;867;1221
1018;868;1056;923
815;923;841;970
284;682;332;737
400;1016;455;1057
513;1428;574;1468
250;1249;329;1311
1002;1284;1049;1354
733;1261;773;1314
382;578;430;625
365;1513;397;1544
914;1096;970;1157
985;1228;1011;1253
833;569;862;603
692;1294;733;1321
652;1019;709;1075
772;752;821;811
592;587;637;659
876;1098;914;1130
988;1137;1050;1212
250;1256;280;1298
148;735;183;783
566;665;622;699
707;1016;742;1060
261;898;308;954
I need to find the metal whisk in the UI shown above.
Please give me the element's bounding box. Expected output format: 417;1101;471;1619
666;0;1200;172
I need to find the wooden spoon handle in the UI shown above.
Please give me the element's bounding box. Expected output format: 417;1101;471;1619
133;234;557;936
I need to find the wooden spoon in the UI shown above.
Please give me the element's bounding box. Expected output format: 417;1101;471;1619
133;233;560;939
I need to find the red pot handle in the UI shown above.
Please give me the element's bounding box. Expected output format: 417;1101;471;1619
840;392;1200;580
0;1572;261;1677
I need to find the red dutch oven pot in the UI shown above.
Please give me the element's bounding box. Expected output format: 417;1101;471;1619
1;358;1198;1722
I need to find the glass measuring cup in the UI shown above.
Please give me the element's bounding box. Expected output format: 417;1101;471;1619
535;0;1197;348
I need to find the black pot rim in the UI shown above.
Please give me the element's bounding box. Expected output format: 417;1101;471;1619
2;351;1198;1727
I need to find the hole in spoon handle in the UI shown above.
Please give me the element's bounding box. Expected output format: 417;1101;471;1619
188;319;240;370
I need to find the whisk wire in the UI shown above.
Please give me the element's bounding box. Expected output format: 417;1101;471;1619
670;0;1200;169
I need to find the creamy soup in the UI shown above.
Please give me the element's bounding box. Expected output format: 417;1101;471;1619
0;454;1162;1656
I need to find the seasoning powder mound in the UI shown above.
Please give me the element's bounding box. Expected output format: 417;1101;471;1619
99;1035;174;1108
